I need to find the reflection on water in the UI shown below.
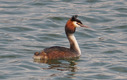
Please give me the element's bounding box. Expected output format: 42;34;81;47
34;59;78;79
34;58;78;72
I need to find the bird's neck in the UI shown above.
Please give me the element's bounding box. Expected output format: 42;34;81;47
66;33;81;55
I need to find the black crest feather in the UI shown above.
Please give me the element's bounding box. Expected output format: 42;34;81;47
71;15;78;21
71;15;82;24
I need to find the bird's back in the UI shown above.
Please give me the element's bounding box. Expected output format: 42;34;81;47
43;46;79;59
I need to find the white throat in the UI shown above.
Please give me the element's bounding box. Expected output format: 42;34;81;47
67;34;81;55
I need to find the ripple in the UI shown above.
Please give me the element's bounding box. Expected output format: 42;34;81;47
115;13;127;17
30;2;47;6
88;74;113;79
0;26;34;32
89;62;108;66
0;54;21;59
49;16;68;21
103;50;123;54
114;25;127;32
84;16;113;23
86;0;101;3
0;10;25;15
115;7;127;13
109;66;127;73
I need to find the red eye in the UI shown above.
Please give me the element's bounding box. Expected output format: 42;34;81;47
77;22;80;25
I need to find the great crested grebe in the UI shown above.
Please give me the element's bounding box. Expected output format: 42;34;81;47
33;15;89;60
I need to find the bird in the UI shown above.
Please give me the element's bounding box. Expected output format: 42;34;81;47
33;15;89;60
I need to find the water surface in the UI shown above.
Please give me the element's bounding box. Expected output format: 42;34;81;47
0;0;127;80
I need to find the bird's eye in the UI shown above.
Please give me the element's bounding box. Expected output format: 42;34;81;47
77;22;81;25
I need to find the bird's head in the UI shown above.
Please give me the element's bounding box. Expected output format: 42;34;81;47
65;15;89;34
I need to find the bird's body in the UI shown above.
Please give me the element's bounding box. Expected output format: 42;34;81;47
33;15;89;60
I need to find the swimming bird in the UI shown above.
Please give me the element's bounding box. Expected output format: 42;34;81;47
33;15;89;60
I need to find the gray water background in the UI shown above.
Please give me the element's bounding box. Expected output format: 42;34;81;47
0;0;127;80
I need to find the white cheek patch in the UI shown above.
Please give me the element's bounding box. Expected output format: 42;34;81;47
73;21;80;27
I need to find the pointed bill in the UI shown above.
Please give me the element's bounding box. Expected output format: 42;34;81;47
79;24;90;28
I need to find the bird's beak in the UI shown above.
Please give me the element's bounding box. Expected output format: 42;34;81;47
80;24;89;28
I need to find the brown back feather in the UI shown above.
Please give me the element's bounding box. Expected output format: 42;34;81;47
44;46;78;59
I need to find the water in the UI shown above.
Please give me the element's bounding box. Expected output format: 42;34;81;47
0;0;127;80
